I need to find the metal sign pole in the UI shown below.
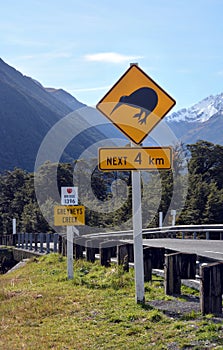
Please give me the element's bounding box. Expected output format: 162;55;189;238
67;226;74;279
132;158;145;303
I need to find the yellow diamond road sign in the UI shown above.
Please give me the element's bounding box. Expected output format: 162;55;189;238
96;64;176;144
99;147;172;171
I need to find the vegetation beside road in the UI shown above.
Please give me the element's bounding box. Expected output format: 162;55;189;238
0;254;222;349
1;140;223;234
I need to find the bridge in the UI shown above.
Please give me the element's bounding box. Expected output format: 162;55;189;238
1;224;223;260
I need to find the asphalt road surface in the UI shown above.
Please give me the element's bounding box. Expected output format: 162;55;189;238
143;238;223;262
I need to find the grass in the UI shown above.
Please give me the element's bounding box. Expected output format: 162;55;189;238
0;254;222;350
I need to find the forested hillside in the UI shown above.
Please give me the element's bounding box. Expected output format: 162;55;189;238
0;58;105;172
0;140;223;234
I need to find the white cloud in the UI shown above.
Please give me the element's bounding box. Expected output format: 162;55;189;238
18;52;72;60
84;52;143;64
71;85;111;93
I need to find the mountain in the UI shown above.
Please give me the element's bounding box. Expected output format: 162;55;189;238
0;58;106;172
45;87;86;110
1;56;223;172
166;93;223;145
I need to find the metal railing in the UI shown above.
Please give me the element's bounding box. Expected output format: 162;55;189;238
0;233;61;254
83;224;223;240
1;224;223;253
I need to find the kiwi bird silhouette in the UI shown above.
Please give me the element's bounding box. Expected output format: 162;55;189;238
110;87;158;125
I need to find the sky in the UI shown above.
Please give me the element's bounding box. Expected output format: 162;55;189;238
1;0;223;112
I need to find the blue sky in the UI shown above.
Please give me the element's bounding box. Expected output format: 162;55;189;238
1;0;223;112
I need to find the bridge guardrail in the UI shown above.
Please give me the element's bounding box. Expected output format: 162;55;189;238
0;233;62;254
1;224;223;254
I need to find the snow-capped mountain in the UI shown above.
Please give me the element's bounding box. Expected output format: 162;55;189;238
167;93;223;124
166;92;223;145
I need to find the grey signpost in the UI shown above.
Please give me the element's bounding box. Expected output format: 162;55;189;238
132;164;145;302
66;225;74;279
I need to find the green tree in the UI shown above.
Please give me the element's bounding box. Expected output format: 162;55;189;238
0;168;31;233
204;182;223;224
179;141;223;224
188;140;223;188
179;174;209;224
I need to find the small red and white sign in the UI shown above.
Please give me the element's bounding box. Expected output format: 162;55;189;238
61;187;78;205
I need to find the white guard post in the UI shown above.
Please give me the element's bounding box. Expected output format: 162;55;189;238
12;218;16;235
132;164;145;303
171;209;176;226
159;211;163;228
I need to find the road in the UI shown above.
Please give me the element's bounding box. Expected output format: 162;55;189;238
143;238;223;262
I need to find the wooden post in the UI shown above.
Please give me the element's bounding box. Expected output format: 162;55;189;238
58;234;63;254
117;244;129;272
17;233;21;248
25;233;29;250
150;247;165;269
86;240;96;263
21;233;24;249
127;243;134;263
143;247;152;282
13;233;17;246
200;262;223;315
39;233;44;253
62;235;67;256
99;241;114;267
29;233;33;250
34;233;38;251
7;234;12;246
53;233;58;253
73;238;84;260
46;233;50;254
180;253;196;279
164;253;181;295
164;252;197;295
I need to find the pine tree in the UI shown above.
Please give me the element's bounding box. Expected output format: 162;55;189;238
204;182;223;224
